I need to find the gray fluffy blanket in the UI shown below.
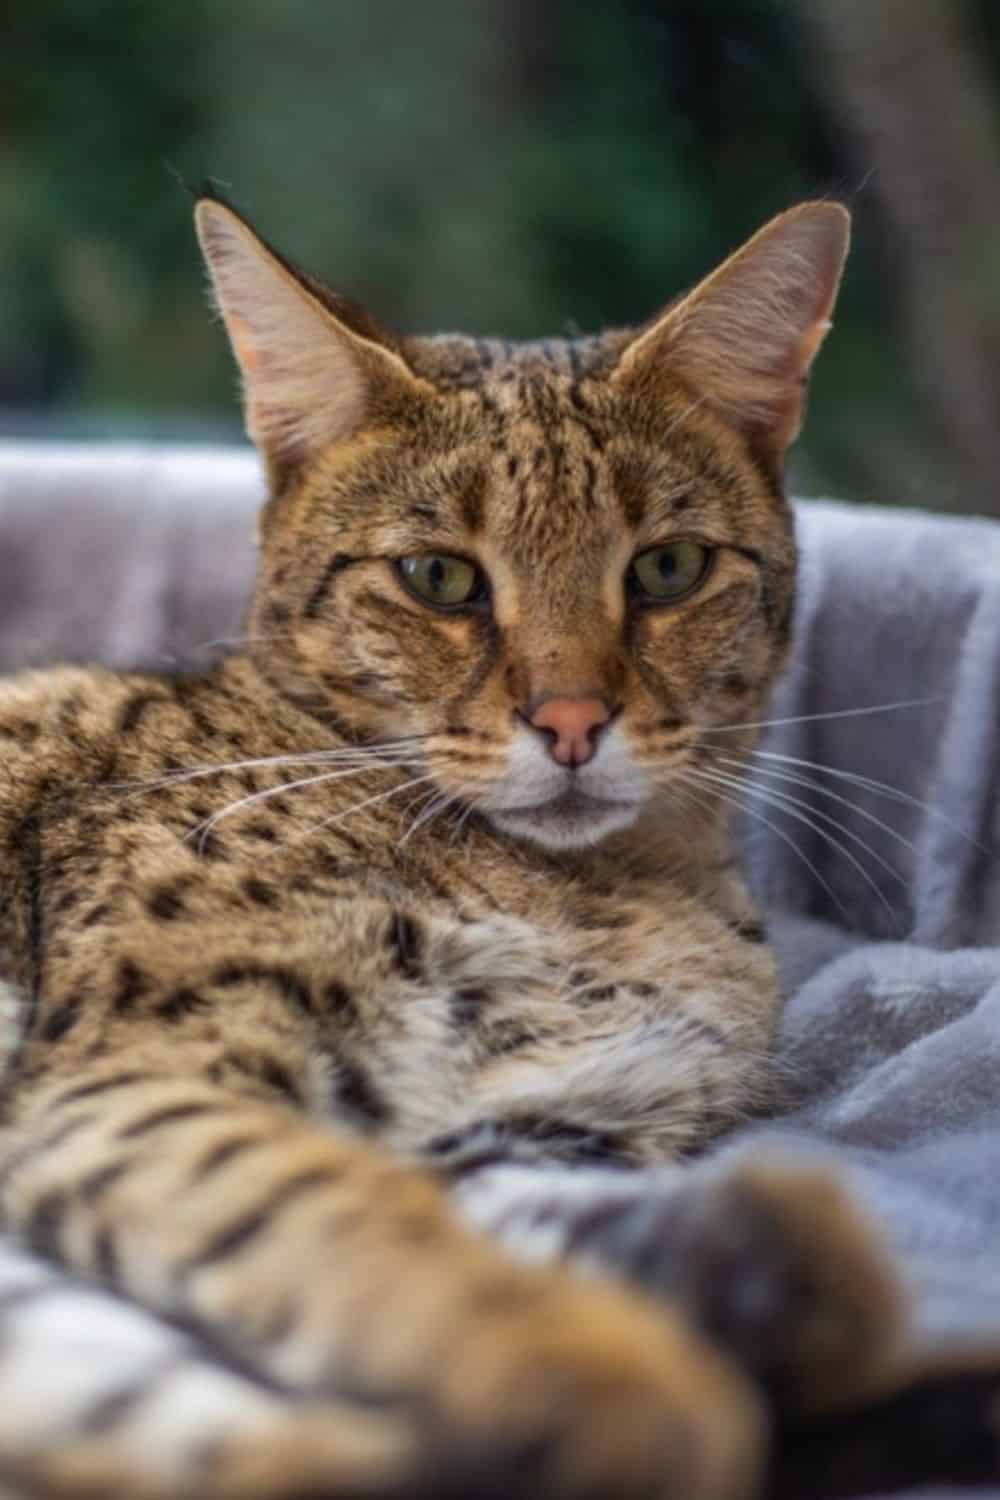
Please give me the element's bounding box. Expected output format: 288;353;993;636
1;442;999;1496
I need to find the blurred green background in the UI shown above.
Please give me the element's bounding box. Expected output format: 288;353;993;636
4;0;1000;514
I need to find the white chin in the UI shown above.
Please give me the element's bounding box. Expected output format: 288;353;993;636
488;794;642;851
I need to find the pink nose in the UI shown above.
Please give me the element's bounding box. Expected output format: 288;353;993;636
528;697;612;766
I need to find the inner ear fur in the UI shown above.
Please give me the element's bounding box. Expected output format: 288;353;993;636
195;195;427;491
613;202;851;460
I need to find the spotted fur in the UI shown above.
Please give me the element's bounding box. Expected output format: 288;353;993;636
0;197;912;1499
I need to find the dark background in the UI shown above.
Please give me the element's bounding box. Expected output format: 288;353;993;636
4;0;1000;514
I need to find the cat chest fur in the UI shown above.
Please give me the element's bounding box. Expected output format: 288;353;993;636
9;659;778;1168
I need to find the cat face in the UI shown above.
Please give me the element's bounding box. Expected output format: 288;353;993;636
197;198;848;850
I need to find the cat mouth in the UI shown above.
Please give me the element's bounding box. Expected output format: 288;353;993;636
488;787;642;849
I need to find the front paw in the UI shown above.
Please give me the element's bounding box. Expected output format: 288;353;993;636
424;1267;765;1500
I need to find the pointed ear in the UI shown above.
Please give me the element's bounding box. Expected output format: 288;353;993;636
195;196;423;489
613;202;850;459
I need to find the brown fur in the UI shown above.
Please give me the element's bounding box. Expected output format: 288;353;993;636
0;197;910;1499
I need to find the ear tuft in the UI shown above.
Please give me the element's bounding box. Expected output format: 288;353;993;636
195;197;419;489
615;202;851;457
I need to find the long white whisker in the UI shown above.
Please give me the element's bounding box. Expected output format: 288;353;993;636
114;739;430;797
394;783;444;847
674;770;850;925
187;764;401;851
714;754;918;855
696;762;903;889
747;749;988;853
399;785;468;849
690;765;901;927
295;774;438;844
699;697;940;736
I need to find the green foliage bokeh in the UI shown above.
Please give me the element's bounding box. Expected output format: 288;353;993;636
2;0;993;506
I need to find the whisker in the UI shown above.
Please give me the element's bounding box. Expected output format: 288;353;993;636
187;632;298;654
746;749;988;853
447;790;483;849
699;696;940;737
713;754;918;856
674;770;851;925
688;765;901;928
695;762;902;886
295;774;438;845
186;763;401;851
399;785;469;848
113;738;431;797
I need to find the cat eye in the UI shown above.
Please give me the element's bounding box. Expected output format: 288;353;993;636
397;554;487;609
629;541;713;603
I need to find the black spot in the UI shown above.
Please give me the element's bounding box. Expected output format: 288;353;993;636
148;884;186;922
118;1102;219;1140
245;820;279;843
243;877;279;908
577;984;617;1005
80;902;111;928
568;969;596;988
388;911;423;979
483;1020;536;1056
322;981;358;1023
116;694;162;735
335;1061;391;1130
259;1056;303;1105
222;1049;304;1107
409;503;438;523
40;998;82;1042
450;987;490;1027
112;960;148;1015
212;963;313;1016
506;454;519;479
157;988;212;1023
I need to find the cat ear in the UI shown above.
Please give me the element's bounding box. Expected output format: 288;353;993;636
613;202;850;459
195;196;423;488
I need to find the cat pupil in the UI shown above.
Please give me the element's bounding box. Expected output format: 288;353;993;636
658;551;677;577
430;558;446;593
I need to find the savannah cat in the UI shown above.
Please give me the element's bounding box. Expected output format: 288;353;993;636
0;196;912;1499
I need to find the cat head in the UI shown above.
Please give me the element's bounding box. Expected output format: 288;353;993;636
196;195;848;851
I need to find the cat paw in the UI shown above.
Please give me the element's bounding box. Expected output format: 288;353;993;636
566;1156;905;1415
422;1267;766;1500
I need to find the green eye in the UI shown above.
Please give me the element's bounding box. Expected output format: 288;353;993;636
630;541;712;602
397;554;485;607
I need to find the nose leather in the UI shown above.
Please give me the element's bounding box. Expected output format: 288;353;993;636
528;697;611;766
